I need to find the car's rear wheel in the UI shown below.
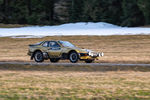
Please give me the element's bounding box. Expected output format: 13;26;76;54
50;58;60;63
34;51;44;62
85;60;94;63
69;51;79;63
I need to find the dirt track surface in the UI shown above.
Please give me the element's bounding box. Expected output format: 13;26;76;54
0;62;150;67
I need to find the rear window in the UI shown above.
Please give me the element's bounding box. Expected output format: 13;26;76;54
42;41;49;47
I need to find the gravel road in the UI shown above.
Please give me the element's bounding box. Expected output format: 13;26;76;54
0;62;150;67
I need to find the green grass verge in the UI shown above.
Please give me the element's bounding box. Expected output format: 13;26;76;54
0;64;150;100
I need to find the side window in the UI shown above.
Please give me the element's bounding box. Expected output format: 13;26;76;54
42;42;48;47
49;41;60;48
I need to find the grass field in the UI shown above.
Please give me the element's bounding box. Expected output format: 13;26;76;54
0;64;150;100
0;35;150;100
0;35;150;63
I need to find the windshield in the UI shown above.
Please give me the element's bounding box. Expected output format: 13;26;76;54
59;41;75;47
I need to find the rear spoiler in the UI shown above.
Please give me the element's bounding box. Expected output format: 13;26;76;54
29;41;44;47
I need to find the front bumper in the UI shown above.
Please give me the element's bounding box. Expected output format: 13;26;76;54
79;52;104;60
88;52;104;57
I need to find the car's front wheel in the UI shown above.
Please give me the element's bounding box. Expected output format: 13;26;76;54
69;51;79;63
34;51;44;62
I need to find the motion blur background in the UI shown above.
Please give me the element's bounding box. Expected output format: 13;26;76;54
0;0;149;27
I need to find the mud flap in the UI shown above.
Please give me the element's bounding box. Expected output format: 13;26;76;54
31;53;34;60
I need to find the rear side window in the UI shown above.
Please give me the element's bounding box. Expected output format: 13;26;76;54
42;42;48;47
49;41;60;48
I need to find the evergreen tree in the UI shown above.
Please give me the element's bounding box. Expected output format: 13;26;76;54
3;0;10;23
10;0;28;24
0;0;4;22
121;0;145;27
106;0;122;25
82;0;122;24
27;0;45;25
27;0;32;16
69;0;84;22
82;0;103;22
42;0;54;24
0;0;149;26
138;0;150;24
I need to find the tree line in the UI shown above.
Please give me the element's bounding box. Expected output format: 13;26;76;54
0;0;150;27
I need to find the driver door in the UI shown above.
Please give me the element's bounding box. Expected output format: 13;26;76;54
47;41;62;58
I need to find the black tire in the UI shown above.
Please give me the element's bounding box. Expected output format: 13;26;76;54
85;60;94;63
34;51;44;63
69;51;79;63
50;58;60;63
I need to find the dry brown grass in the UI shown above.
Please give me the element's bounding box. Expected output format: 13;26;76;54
0;65;150;100
0;23;31;28
0;35;150;63
0;35;150;100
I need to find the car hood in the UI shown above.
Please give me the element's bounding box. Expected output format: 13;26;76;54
66;47;93;53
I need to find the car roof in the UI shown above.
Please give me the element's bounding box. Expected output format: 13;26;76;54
43;40;67;42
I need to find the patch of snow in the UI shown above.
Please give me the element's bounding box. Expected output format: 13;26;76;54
0;22;150;38
11;35;45;38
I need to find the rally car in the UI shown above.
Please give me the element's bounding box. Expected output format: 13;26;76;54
27;40;104;63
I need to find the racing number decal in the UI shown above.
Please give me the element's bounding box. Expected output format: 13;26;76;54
50;48;61;50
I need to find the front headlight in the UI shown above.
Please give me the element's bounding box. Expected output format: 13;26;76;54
89;52;91;56
99;52;104;57
89;52;93;56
